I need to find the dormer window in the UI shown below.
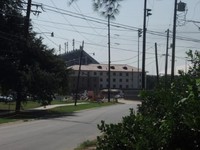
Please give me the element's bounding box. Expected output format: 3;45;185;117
123;66;128;70
97;65;102;69
110;66;115;69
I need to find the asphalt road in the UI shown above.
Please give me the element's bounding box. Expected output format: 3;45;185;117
0;100;140;150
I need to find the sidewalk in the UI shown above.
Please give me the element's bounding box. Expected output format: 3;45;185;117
29;100;140;111
30;102;89;110
118;99;141;105
0;102;89;116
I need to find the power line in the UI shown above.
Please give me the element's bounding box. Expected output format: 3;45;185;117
38;3;200;44
2;6;200;44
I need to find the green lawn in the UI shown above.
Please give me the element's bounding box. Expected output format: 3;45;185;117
0;118;17;124
0;102;118;125
0;101;42;111
0;100;74;111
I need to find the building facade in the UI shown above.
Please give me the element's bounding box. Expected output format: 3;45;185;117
69;64;142;93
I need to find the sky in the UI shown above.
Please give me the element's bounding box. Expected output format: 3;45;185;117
31;0;200;75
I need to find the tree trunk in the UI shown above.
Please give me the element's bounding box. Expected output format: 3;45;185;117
15;92;22;113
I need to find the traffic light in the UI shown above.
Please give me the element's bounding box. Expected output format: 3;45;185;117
138;29;142;38
146;8;152;16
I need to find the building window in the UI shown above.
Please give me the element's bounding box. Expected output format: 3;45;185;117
100;84;103;88
126;73;129;76
100;72;103;76
113;85;116;88
113;72;116;76
126;79;129;82
93;72;97;76
120;85;122;88
113;78;116;82
120;72;122;76
126;85;129;88
119;79;122;82
94;78;97;82
100;78;103;82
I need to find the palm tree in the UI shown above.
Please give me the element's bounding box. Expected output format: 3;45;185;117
93;0;123;102
69;0;123;102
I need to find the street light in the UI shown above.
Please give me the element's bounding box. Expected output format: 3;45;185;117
37;32;54;37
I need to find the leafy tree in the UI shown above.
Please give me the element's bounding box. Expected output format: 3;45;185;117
0;0;25;110
0;0;70;112
68;0;124;102
96;50;200;150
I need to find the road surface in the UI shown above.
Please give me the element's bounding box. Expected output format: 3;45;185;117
0;100;140;150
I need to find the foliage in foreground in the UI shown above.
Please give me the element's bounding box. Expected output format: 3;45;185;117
96;50;200;150
0;0;70;112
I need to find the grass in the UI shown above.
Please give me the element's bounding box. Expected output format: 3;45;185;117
0;101;42;111
0;118;17;124
0;100;74;111
74;139;97;150
0;101;118;125
49;102;116;114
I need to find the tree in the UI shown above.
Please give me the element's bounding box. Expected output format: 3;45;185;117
93;0;123;102
96;50;200;149
24;36;70;106
0;0;25;111
0;0;70;112
69;0;124;102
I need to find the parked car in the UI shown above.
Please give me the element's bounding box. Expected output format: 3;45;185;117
0;95;14;102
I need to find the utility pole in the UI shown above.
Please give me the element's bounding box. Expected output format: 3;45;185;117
171;0;186;81
142;0;151;89
138;29;142;89
24;0;43;40
67;42;68;53
59;44;61;55
165;29;169;85
64;42;69;54
64;42;67;54
72;39;75;51
155;43;159;84
16;0;42;112
75;41;84;106
171;0;178;81
24;0;32;40
108;15;111;102
142;0;147;90
16;0;32;112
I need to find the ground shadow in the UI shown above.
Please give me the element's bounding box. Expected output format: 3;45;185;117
0;109;77;121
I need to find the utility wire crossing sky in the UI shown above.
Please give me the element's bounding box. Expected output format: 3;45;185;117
31;0;200;75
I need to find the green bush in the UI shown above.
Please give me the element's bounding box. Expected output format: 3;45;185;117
96;50;200;150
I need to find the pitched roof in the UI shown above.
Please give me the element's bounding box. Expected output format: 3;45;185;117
69;64;142;72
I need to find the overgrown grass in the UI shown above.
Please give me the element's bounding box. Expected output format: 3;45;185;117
74;139;97;150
